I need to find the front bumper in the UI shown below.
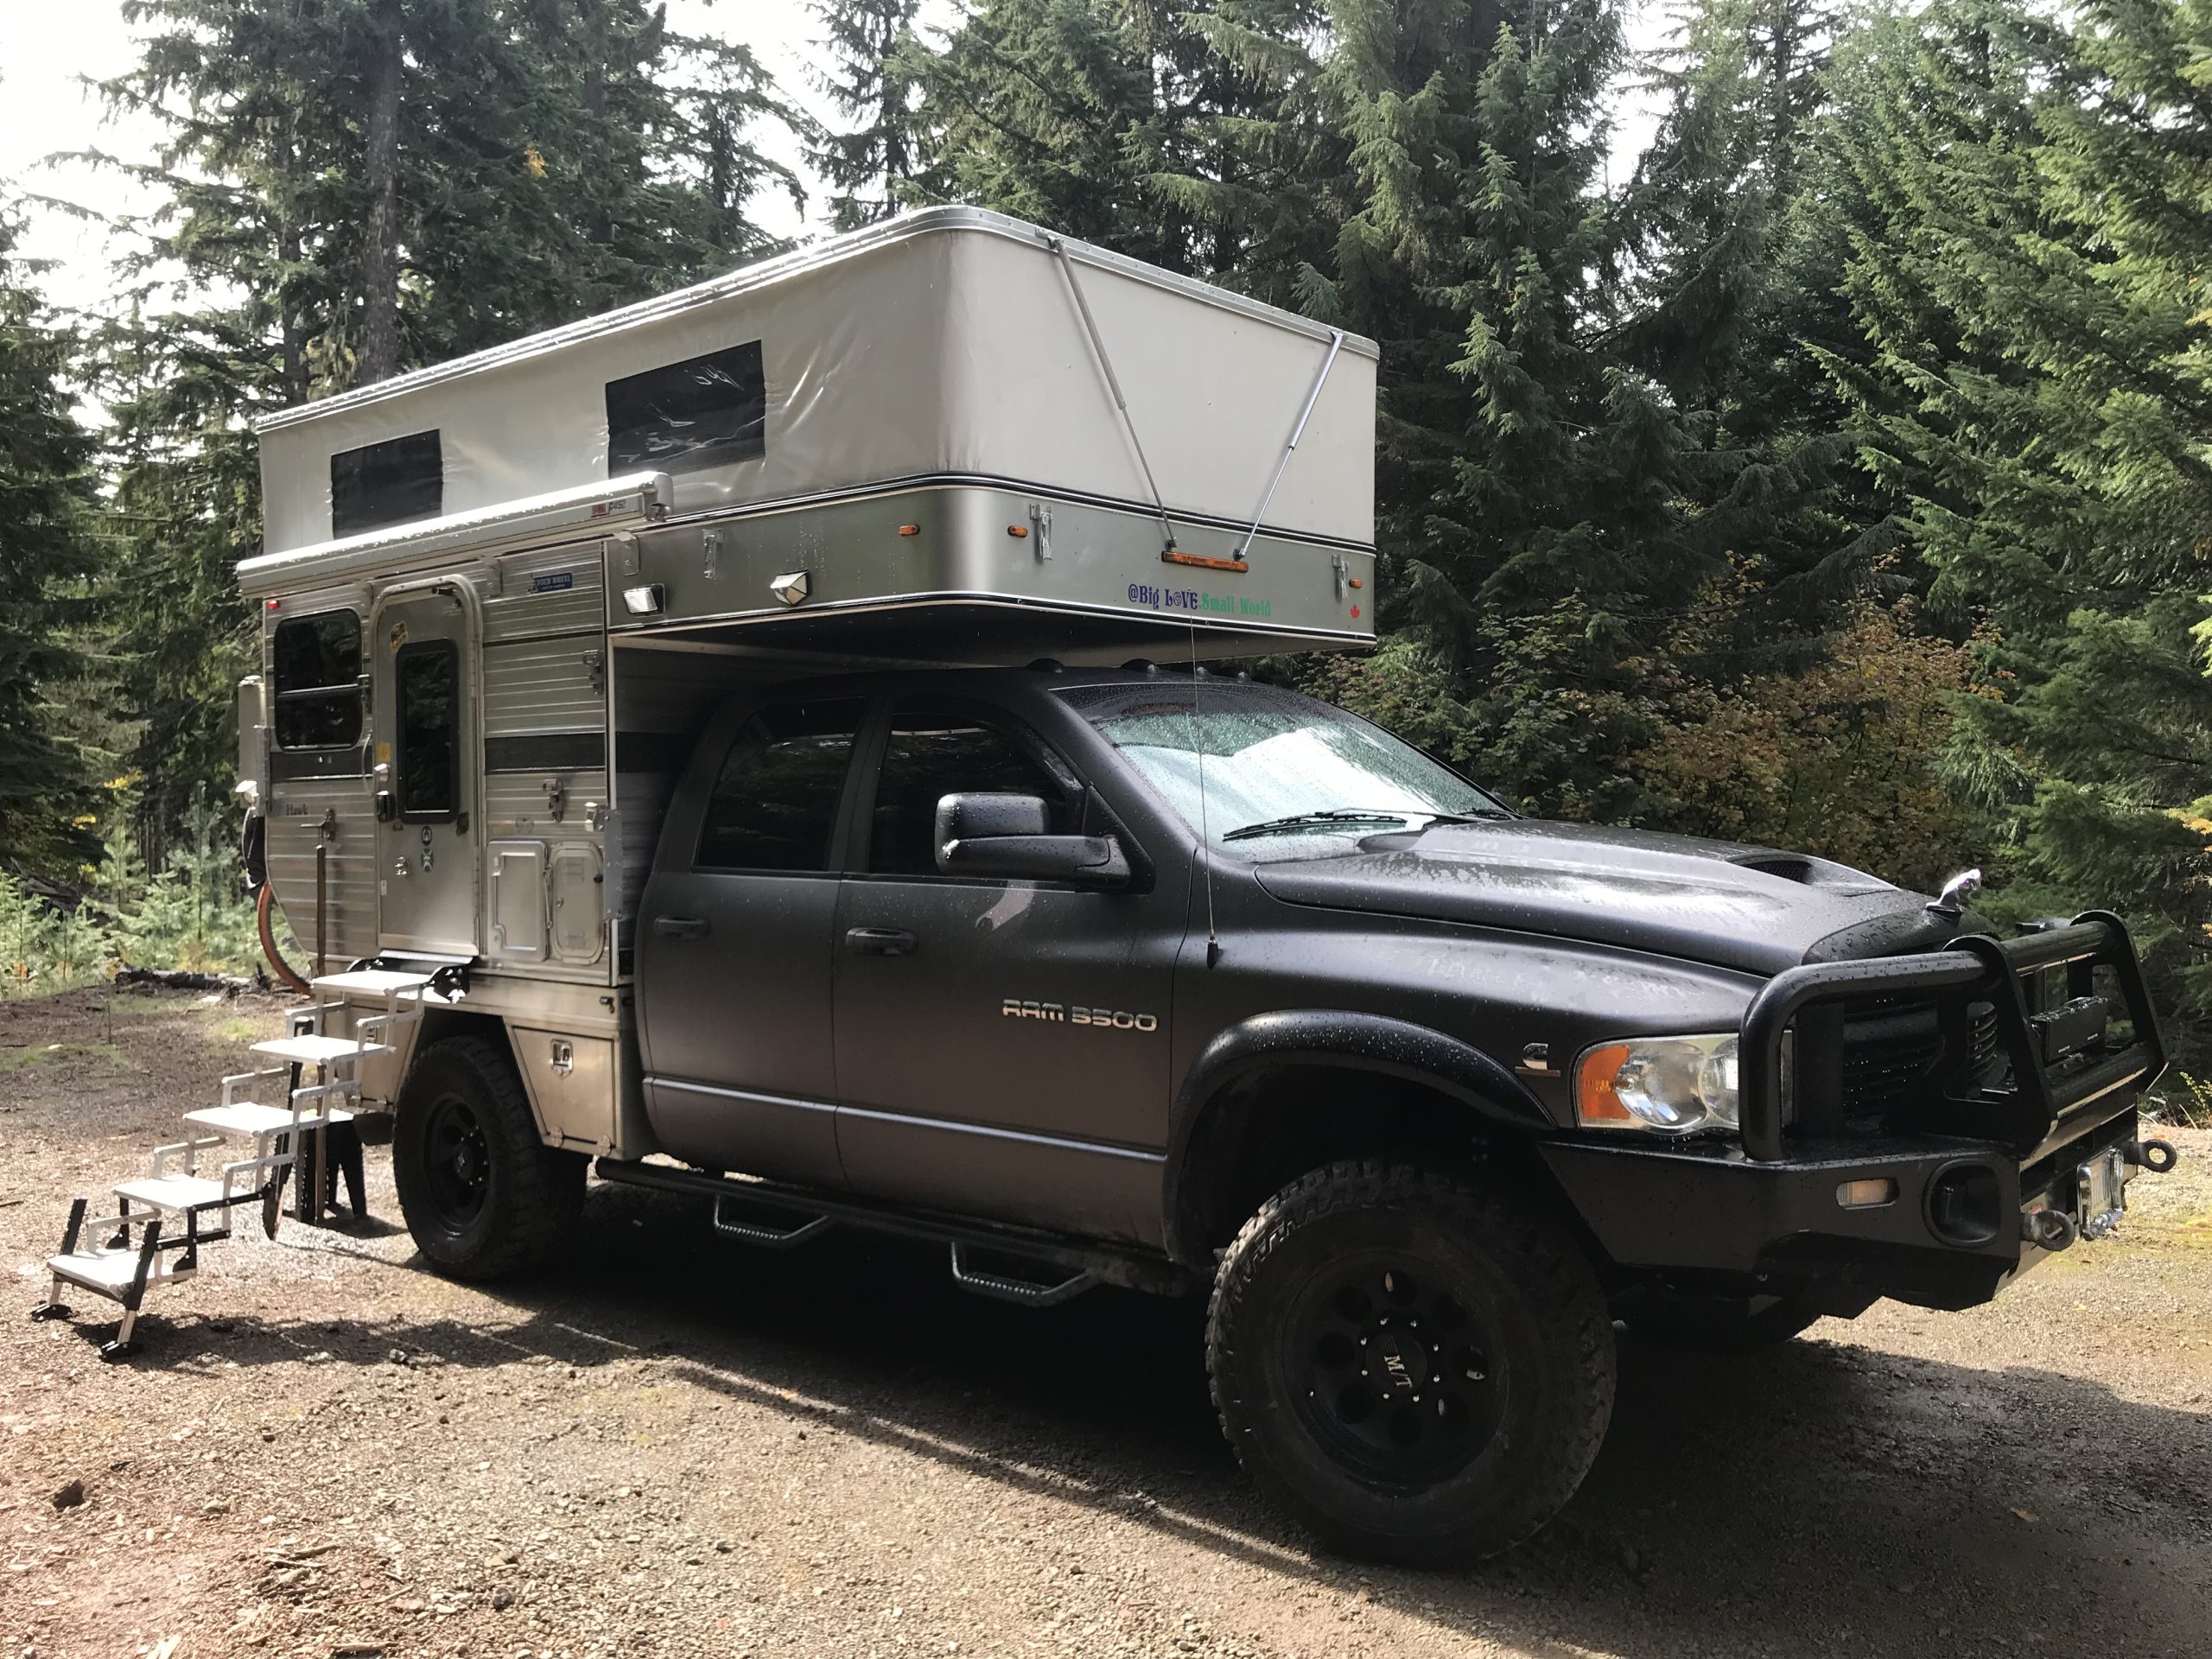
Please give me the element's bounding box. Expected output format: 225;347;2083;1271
1541;912;2172;1311
1540;1101;2152;1309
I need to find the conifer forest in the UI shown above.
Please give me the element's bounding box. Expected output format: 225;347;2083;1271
1;0;2209;1097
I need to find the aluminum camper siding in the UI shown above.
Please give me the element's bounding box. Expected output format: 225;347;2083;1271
252;207;1378;557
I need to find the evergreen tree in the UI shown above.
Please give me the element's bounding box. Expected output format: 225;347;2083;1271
1304;0;1739;819
909;0;1199;270
88;0;802;854
810;0;934;230
1820;0;2212;1058
0;200;100;874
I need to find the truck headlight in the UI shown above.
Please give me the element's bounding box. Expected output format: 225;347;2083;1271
1575;1033;1740;1133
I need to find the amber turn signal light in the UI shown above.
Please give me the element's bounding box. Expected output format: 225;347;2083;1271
1574;1043;1636;1126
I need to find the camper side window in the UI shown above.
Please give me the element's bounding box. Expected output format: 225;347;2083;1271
270;613;363;750
606;341;766;476
695;699;865;873
394;641;461;822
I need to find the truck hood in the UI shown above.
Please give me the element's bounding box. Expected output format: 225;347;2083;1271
1250;819;1964;976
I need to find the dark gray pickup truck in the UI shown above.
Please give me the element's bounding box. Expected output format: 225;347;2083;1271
390;664;2177;1565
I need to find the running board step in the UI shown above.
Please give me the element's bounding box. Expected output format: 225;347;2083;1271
595;1158;1198;1298
711;1194;834;1249
949;1242;1097;1307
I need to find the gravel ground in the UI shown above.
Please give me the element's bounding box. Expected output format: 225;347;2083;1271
2;986;2208;1659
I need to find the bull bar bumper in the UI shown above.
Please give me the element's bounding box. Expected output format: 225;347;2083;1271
1539;912;2172;1310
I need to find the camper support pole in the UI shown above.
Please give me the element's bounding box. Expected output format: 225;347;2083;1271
1045;235;1181;554
1234;329;1345;566
315;842;328;979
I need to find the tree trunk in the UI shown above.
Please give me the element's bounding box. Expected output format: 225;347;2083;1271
276;127;308;406
359;0;405;385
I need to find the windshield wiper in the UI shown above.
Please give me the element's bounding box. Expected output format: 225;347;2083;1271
1221;808;1497;843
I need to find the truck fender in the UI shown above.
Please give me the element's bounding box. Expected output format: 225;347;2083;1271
1161;1009;1553;1263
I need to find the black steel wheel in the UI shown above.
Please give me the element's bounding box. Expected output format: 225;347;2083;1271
420;1091;493;1231
1289;1259;1505;1486
393;1035;585;1281
1208;1160;1615;1566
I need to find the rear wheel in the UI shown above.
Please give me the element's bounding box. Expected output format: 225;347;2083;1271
1207;1160;1615;1566
394;1035;585;1281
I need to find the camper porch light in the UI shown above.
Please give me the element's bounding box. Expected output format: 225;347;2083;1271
621;583;665;616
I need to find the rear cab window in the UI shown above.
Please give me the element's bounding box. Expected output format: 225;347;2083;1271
696;699;867;872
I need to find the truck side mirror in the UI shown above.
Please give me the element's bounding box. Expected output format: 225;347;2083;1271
935;792;1129;888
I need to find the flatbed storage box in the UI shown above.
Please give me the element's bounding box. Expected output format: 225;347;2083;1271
256;211;1376;621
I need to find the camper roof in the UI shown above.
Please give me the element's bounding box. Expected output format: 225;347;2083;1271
251;207;1377;560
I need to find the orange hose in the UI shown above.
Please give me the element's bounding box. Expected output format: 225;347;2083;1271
257;881;313;995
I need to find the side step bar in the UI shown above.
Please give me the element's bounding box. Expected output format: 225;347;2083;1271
595;1159;1198;1300
949;1241;1097;1308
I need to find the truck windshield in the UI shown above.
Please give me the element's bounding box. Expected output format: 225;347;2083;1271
1063;681;1510;849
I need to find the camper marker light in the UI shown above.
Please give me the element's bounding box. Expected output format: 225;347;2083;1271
898;524;921;537
768;569;812;607
620;583;665;616
1007;524;1029;538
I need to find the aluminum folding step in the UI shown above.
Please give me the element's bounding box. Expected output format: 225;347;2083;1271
113;1174;235;1213
308;969;433;996
251;1033;392;1065
184;1101;354;1138
45;1243;196;1300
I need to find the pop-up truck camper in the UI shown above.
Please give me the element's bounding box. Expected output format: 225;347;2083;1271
35;207;2178;1567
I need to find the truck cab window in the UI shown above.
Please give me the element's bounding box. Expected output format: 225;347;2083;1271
270;612;363;749
394;640;461;821
696;699;865;872
868;704;1072;876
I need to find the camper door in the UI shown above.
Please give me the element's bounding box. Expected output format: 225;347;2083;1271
372;582;481;957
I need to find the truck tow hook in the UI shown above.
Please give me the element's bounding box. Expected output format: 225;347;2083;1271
2022;1207;2079;1251
2123;1138;2180;1174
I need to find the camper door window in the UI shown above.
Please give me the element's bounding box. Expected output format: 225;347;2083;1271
394;640;462;823
271;612;364;750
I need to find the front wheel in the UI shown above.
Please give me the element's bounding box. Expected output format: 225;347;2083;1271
393;1035;585;1281
1207;1160;1616;1567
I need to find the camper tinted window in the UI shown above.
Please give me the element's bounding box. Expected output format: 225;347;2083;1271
394;641;461;822
271;613;363;750
606;341;766;476
331;429;443;537
696;699;862;873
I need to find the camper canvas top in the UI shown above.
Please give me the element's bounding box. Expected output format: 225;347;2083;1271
239;208;1380;660
251;207;1377;556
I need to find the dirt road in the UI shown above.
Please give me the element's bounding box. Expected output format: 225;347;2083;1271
3;987;2208;1659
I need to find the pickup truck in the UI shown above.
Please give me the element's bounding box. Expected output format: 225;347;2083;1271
386;662;2177;1566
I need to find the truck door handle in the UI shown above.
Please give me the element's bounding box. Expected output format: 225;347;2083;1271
845;926;917;957
652;915;709;939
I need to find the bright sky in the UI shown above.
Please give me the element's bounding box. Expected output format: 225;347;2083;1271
0;0;1667;324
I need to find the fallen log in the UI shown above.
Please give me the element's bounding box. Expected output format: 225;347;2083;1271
112;966;271;996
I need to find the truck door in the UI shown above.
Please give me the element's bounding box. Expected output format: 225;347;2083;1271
633;695;867;1189
830;695;1178;1243
372;583;480;957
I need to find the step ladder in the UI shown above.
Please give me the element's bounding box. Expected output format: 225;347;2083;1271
30;968;432;1358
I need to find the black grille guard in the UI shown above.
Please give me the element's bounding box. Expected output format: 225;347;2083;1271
1738;911;2164;1162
